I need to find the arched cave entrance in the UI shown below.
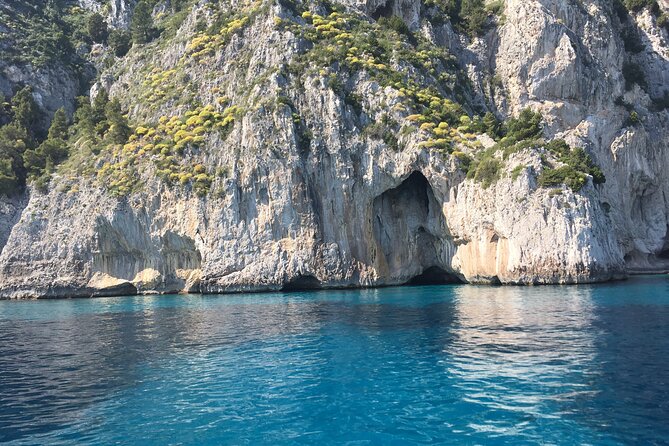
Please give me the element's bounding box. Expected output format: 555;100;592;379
406;266;461;286
658;225;669;260
281;275;322;291
372;171;461;285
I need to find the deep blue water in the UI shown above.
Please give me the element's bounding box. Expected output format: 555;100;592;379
1;277;668;445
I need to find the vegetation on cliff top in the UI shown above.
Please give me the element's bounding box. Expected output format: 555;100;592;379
460;109;605;192
0;0;614;198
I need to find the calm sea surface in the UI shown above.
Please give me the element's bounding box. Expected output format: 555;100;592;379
0;276;668;445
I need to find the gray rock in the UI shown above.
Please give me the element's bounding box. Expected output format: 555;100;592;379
0;0;667;298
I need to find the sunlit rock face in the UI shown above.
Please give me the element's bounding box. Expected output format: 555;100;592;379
0;0;667;298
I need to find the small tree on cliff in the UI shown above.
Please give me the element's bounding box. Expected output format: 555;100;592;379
87;13;109;44
91;89;110;136
48;108;68;140
23;107;70;189
11;87;39;135
131;1;154;45
108;29;131;57
0;124;29;194
104;98;130;144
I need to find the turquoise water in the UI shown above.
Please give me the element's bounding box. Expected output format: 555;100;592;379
1;277;668;445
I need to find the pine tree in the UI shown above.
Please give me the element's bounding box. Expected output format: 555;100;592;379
0;124;29;194
11;87;39;133
108;29;131;57
87;13;109;43
131;1;154;44
92;89;110;135
92;89;109;121
104;98;130;144
26;138;68;175
483;112;500;139
0;158;17;196
460;0;488;36
24;107;70;182
506;108;543;141
73;96;96;139
48;108;68;140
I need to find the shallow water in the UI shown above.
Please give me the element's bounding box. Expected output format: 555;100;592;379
1;276;668;445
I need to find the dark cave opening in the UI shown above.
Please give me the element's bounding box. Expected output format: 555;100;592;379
281;275;322;292
371;1;393;20
372;171;456;286
405;266;464;286
659;226;669;259
658;248;669;260
91;281;138;297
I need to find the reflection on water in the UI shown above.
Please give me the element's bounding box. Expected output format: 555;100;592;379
447;286;601;440
0;278;668;444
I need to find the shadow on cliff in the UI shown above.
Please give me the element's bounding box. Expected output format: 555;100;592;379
0;192;29;257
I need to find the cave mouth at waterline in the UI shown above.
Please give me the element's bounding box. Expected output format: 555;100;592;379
281;275;322;292
405;266;464;286
372;171;457;286
658;226;669;260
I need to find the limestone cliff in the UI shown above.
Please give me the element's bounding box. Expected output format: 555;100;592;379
0;0;667;298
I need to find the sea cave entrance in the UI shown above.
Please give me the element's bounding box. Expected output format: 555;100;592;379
372;171;461;285
658;225;669;260
406;266;462;286
281;275;322;291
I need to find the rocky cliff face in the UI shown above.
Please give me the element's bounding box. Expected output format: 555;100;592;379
0;0;667;298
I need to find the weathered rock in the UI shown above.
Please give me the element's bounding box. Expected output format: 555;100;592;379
0;0;667;298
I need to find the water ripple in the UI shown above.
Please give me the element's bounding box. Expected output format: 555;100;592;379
0;277;669;444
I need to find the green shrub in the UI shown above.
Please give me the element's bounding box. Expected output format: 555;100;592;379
511;164;526;181
485;0;505;16
365;117;399;151
108;30;132;57
505;108;543;142
658;13;669;31
87;13;109;43
0;158;18;195
160;0;194;38
452;151;473;173
377;16;411;37
622;0;657;13
469;155;501;188
540;139;605;191
539;166;587;191
626;110;641;126
622;62;647;91
439;0;499;37
23;138;68;180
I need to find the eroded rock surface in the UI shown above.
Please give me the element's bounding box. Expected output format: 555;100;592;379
0;0;667;298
